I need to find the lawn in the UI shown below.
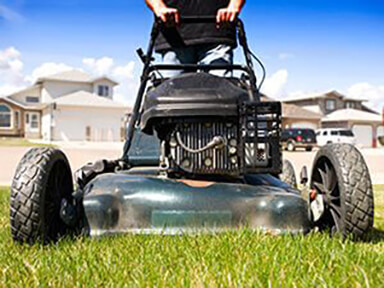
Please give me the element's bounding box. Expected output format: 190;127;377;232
0;138;56;148
0;186;383;288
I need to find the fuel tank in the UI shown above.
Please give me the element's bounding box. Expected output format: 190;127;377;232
83;172;311;236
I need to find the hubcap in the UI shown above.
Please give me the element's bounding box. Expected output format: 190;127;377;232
312;161;342;234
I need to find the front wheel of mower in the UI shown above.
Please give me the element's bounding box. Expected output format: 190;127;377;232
10;147;74;244
310;144;374;239
279;159;297;188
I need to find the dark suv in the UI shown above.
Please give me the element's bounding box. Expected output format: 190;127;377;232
281;128;317;151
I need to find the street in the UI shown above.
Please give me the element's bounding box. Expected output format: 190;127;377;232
0;144;383;186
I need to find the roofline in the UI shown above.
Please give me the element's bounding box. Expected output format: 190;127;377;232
284;90;367;103
0;96;45;110
92;76;119;86
6;84;41;97
54;103;130;109
36;75;119;86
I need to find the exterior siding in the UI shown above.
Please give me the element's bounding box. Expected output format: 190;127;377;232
9;86;41;104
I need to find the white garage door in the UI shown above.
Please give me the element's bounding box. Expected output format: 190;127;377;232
53;107;121;142
378;125;384;147
353;125;372;147
291;122;318;130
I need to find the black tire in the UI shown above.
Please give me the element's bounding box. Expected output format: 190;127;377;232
305;146;313;152
287;141;295;152
279;160;297;188
310;144;374;239
10;147;74;244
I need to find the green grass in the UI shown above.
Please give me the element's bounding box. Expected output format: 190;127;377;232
0;138;56;148
0;186;383;288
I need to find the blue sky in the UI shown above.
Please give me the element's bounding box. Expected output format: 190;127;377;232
1;0;384;108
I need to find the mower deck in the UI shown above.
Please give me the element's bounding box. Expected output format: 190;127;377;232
83;172;311;236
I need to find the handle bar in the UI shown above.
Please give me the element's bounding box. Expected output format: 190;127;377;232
156;15;241;25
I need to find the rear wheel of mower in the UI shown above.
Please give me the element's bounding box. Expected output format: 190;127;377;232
10;147;74;244
279;160;297;188
310;144;374;239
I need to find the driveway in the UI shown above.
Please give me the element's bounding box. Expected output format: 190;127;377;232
0;144;123;186
0;144;383;186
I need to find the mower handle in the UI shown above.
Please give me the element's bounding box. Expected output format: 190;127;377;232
156;15;241;25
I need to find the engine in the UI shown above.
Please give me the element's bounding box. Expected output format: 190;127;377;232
140;73;282;177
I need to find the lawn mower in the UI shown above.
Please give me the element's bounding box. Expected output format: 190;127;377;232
10;17;374;244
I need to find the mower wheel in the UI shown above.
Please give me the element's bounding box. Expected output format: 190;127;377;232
279;160;297;188
10;147;74;244
306;146;313;152
310;144;374;239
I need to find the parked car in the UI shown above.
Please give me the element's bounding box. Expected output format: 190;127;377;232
281;128;317;151
316;128;356;146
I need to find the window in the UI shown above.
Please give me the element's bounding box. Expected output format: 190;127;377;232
0;104;12;128
26;96;39;103
31;114;39;129
345;101;356;109
98;85;110;97
15;111;20;129
331;131;338;136
339;130;354;137
325;99;336;111
323;131;328;136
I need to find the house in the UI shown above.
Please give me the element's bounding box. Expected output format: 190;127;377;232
261;94;322;130
283;90;384;147
281;103;322;130
322;109;384;147
283;90;376;116
0;70;130;142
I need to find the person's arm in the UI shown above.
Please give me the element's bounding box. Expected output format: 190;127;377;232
217;0;246;23
145;0;180;23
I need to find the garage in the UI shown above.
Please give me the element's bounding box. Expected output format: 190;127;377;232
352;125;373;148
52;106;124;142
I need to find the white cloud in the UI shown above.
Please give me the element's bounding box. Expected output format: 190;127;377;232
0;49;139;104
25;62;74;83
111;61;137;103
261;69;288;99
347;82;384;112
82;57;115;76
82;57;138;103
0;4;23;22
0;47;26;96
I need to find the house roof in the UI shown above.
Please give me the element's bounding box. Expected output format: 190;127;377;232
36;70;118;86
284;90;367;103
282;103;322;120
52;91;129;109
0;96;45;110
322;108;383;123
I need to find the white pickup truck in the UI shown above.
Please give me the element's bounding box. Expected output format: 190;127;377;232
316;128;356;146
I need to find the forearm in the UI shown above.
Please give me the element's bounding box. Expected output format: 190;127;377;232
228;0;245;11
145;0;167;13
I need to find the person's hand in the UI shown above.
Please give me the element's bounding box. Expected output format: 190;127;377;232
155;6;180;25
216;6;240;23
